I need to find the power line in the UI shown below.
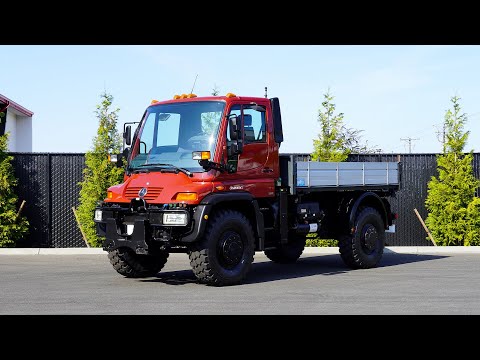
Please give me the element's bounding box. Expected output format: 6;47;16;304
400;137;420;153
467;111;480;118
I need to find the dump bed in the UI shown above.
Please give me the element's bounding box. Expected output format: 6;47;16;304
279;154;400;194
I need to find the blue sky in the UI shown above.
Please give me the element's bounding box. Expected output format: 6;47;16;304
1;45;479;153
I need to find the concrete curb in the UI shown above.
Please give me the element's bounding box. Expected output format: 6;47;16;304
0;248;106;255
304;246;480;254
384;246;480;254
1;246;480;255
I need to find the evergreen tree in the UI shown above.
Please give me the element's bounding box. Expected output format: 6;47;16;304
0;112;28;247
77;92;124;247
312;91;378;161
312;92;348;161
425;96;480;245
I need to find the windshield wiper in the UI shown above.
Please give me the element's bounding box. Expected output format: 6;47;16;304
139;163;193;177
130;167;150;174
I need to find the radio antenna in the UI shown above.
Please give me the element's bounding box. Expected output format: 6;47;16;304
264;86;268;98
190;74;198;94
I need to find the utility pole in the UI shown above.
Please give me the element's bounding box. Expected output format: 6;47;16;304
400;137;419;153
434;123;446;152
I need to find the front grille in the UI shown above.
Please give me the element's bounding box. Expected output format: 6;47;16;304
124;187;163;201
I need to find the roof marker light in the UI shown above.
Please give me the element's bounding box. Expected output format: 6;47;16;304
225;93;236;98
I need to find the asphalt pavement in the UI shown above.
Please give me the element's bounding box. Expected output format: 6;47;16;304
1;251;479;314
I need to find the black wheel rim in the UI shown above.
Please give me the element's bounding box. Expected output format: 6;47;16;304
217;230;245;270
361;224;378;255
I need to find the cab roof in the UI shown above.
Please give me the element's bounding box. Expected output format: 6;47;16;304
149;95;269;107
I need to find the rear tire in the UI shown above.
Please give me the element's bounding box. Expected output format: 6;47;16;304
339;207;385;269
188;210;255;286
264;235;306;264
108;247;169;278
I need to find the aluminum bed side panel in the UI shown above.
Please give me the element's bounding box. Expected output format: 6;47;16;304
296;162;399;188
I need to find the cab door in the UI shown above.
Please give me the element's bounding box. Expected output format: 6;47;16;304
217;101;276;198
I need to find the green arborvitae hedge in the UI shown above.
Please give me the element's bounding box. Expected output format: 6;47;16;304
0;128;29;247
425;96;480;246
305;233;338;247
77;93;124;247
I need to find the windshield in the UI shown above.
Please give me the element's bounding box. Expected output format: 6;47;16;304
128;101;225;172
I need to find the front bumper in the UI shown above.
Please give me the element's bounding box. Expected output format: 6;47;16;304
94;202;210;254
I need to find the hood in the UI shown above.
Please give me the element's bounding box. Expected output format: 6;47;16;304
106;171;214;205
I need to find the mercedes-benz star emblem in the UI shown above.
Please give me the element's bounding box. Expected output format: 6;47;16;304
138;187;148;198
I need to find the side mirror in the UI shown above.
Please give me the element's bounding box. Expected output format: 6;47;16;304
228;141;243;157
227;114;243;156
122;147;130;161
228;114;239;140
124;125;132;146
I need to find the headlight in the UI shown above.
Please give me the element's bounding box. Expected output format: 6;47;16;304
94;209;103;221
163;212;187;226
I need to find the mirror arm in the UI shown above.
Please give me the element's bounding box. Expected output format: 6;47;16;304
198;160;233;173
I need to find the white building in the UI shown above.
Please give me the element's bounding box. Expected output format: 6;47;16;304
0;94;34;152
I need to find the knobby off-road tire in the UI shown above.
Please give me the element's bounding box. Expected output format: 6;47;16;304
188;210;255;286
339;207;385;269
108;247;169;278
264;235;306;264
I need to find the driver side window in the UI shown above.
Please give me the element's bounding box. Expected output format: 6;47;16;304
243;107;266;143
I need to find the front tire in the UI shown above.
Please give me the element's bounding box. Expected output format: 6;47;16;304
188;210;255;286
108;247;169;278
339;207;385;269
264;235;306;264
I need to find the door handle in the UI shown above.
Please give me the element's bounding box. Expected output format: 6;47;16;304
262;167;274;173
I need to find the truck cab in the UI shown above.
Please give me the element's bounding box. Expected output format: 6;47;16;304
95;93;398;286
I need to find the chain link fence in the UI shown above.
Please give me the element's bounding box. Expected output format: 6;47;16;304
11;152;480;247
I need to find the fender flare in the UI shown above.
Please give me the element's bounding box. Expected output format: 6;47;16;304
348;192;388;231
181;192;265;246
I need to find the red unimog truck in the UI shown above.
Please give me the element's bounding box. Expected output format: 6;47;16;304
94;92;399;286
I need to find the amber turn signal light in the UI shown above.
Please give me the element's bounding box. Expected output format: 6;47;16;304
174;193;198;201
192;151;211;160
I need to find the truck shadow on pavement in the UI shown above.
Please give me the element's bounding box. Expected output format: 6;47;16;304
142;253;447;286
244;253;447;285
